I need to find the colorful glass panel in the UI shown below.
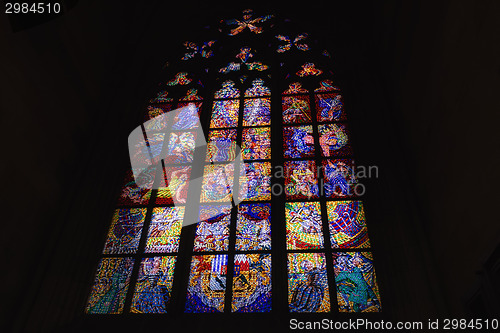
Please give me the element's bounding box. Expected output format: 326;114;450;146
315;80;340;92
282;95;311;123
156;166;191;205
315;93;345;122
210;100;240;128
131;256;176;313
286;202;324;250
232;254;272;312
86;257;134;314
145;207;185;253
242;127;271;160
244;78;270;97
103;208;147;254
275;33;309;53
165;132;196;164
333;252;381;312
172;102;202;130
236;203;271;251
239;162;271;201
144;105;172;131
117;168;154;206
243;98;271;126
322;159;357;198
206;129;237;162
200;164;234;202
318;123;352;157
296;62;322;77
283;82;308;95
283;125;315;158
284;160;319;200
327;201;370;249
214;80;240;98
166;72;192;86
194;205;231;252
287;253;330;312
185;255;228;313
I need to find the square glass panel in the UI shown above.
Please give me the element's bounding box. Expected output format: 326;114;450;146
242;98;271;126
200;164;234;203
145;207;185;253
236;203;271;251
103;208;147;254
283;125;315;159
242;127;271;160
286;202;324;250
210;100;239;128
194;205;231;252
327;201;370;249
282;95;311;123
284;160;319;200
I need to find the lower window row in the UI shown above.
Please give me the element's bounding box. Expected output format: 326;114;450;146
86;251;381;314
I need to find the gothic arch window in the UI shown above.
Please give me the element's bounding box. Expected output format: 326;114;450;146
86;8;381;316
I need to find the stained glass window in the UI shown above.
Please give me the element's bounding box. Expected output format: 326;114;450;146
145;207;184;253
231;254;272;312
185;255;228;313
287;253;330;312
241;127;271;160
333;252;381;312
88;8;381;318
86;257;134;314
131;256;176;313
235;203;271;250
103;208;147;254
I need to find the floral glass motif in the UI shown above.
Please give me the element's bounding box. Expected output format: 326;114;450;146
283;82;308;95
236;46;254;63
318;123;352;157
327;201;370;249
283;125;315;158
333;252;381;312
117;167;154;206
296;62;323;77
149;91;173;103
243;98;271;126
103;208;147;254
165;132;196;164
315;80;340;92
322;159;357;198
239;162;272;201
210;100;240;128
223;9;273;36
231;254;272;312
214;80;240;99
244;78;271;97
219;62;241;74
242;127;271;160
131;256;176;313
206;129;238;162
284;160;319;200
172;102;202;130
180;88;203;101
166;72;192;86
181;40;216;60
194;205;231;252
200;164;234;202
185;255;228;313
86;257;134;314
316;93;345;122
282;95;311;123
286;202;324;250
156;166;191;205
145;207;185;253
275;33;310;53
287;253;330;312
236;203;271;251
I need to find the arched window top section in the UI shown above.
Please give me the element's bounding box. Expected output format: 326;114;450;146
214;80;240;99
315;80;340;92
296;63;323;77
282;82;308;95
244;78;271;97
180;88;203;101
275;33;310;53
166;72;193;86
